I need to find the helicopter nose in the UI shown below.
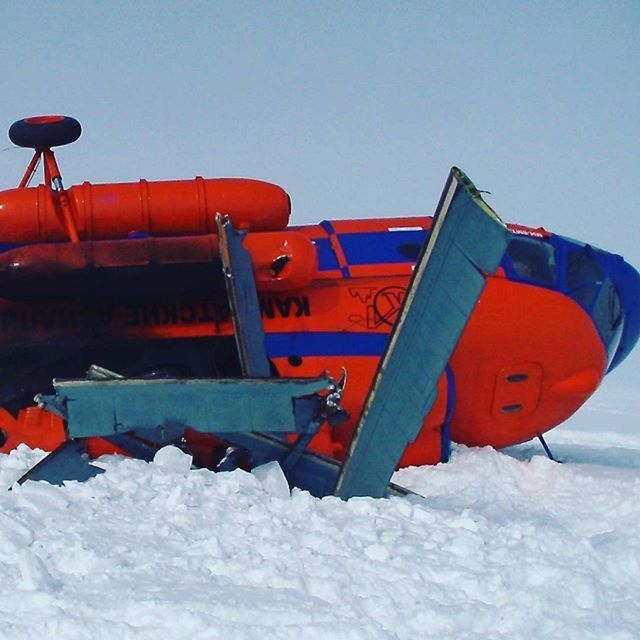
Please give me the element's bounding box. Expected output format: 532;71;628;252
448;274;609;449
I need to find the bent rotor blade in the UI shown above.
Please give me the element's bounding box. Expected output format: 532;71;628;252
335;167;511;499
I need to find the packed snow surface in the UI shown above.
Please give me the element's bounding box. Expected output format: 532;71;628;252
0;383;638;639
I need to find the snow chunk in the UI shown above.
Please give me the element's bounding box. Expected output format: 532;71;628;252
251;461;291;498
152;446;193;473
364;543;390;562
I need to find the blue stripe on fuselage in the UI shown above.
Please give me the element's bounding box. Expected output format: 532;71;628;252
314;226;428;271
337;230;427;265
313;238;340;271
265;331;389;358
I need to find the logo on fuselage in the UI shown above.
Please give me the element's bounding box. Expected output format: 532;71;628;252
367;286;406;328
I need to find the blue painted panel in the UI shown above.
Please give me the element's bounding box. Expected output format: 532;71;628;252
440;367;455;464
265;332;389;358
319;221;350;277
338;230;428;265
313;238;340;271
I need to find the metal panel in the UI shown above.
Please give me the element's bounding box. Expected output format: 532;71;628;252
16;441;104;486
52;376;332;438
217;214;271;377
335;167;511;499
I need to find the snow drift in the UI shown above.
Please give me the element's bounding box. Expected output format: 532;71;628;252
0;384;637;639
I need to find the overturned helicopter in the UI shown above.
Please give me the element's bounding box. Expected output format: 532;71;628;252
0;116;637;496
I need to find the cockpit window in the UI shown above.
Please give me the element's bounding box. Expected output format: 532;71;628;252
506;237;556;284
566;248;604;309
590;278;624;356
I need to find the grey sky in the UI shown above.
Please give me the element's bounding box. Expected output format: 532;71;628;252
1;1;638;384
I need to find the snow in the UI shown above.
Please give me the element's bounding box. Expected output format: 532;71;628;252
0;387;638;639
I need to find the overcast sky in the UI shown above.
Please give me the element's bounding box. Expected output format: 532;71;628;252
1;1;638;384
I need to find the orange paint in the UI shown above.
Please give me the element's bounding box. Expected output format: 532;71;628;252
449;277;606;448
0;178;290;244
